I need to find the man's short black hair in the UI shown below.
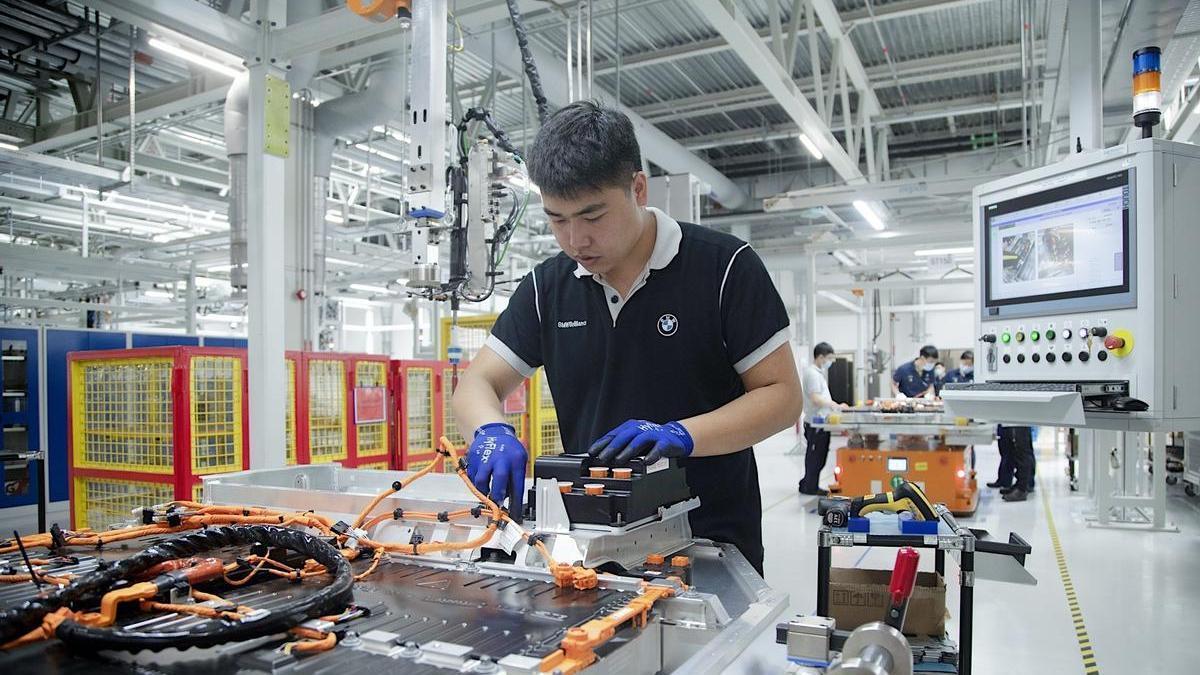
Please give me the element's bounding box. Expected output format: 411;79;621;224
528;100;642;199
919;345;939;359
814;342;835;358
961;350;974;361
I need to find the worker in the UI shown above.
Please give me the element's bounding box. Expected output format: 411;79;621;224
993;426;1036;502
932;361;947;395
942;350;974;386
892;345;939;398
798;342;850;496
451;101;803;576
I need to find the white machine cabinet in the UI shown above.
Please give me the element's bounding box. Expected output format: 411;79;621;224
943;139;1200;529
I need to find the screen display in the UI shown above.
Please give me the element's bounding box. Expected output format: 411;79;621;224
984;171;1131;309
887;457;908;472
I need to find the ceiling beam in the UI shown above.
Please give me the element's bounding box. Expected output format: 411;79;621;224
809;0;880;116
683;94;1032;151
463;15;749;207
692;0;864;183
635;45;1043;125
762;171;1021;211
85;0;257;60
589;0;991;76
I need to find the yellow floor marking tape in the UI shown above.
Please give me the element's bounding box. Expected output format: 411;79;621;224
1042;490;1099;674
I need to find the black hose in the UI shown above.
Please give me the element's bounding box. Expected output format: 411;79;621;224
458;107;522;160
1;526;352;651
505;0;549;124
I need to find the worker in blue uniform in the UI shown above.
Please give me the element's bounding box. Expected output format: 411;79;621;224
892;345;939;398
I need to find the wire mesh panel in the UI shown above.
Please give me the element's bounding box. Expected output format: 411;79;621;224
354;360;388;461
286;357;297;464
189;356;243;475
72;357;175;474
439;314;499;361
529;369;563;459
73;475;174;531
402;365;438;471
308;359;348;462
536;413;564;458
441;376;466;449
537;369;555;411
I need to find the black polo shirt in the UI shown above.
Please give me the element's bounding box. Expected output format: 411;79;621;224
486;207;790;574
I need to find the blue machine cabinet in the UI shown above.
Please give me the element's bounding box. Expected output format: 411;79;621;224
0;327;41;520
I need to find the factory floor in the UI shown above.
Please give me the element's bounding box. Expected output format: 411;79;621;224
751;428;1200;675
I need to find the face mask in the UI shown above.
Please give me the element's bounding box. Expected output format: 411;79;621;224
935;367;946;378
821;359;833;371
922;361;935;372
961;365;973;375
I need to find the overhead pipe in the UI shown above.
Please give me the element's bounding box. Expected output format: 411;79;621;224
307;27;410;341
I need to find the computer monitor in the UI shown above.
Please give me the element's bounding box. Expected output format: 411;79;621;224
981;169;1136;319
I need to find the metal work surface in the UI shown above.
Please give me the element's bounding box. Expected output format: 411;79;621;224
1;465;786;673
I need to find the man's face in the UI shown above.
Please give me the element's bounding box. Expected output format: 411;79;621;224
543;172;648;277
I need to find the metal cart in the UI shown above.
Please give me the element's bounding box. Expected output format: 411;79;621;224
816;505;1034;675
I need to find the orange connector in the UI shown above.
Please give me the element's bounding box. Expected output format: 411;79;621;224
538;582;678;674
552;563;598;590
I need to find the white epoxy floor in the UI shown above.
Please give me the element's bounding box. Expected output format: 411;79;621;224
748;428;1200;675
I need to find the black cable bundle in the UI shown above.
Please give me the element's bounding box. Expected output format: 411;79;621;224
0;525;353;651
505;0;549;124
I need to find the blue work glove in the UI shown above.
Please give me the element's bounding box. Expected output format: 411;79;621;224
466;422;527;520
587;419;694;466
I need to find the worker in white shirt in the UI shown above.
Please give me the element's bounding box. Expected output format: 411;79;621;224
798;342;850;495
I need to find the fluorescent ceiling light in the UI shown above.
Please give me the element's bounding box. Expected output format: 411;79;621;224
326;256;365;267
353;143;403;162
0;141;19;151
143;289;173;299
148;37;241;79
202;313;245;323
325;211;345;224
852;200;886;231
372;125;410;143
205;263;235;272
798;133;823;160
914;246;974;256
831;250;857;267
350;283;393;294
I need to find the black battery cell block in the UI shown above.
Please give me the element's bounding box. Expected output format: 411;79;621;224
528;454;692;527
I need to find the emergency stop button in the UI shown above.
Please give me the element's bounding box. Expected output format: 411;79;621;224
1105;329;1135;357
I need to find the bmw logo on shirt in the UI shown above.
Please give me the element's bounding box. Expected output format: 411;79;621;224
658;313;678;336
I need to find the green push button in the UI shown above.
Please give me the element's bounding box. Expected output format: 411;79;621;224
1046;329;1056;340
1031;330;1040;342
1001;333;1012;344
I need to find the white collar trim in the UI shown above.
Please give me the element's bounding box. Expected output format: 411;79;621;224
572;207;682;278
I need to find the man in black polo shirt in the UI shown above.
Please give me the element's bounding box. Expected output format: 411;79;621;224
451;102;803;575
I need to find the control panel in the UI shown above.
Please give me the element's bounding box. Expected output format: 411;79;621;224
964;139;1200;423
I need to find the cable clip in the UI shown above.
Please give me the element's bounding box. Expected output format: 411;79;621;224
436;511;450;523
526;533;547;547
392;507;405;520
391;480;403;491
166;513;182;528
470;505;483;518
331;521;351;536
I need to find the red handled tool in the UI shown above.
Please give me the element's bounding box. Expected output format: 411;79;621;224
884;547;920;631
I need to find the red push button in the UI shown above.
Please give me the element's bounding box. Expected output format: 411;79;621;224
1104;335;1125;350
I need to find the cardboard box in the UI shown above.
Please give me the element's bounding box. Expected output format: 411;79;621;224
827;567;947;636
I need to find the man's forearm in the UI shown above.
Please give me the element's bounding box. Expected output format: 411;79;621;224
451;377;508;436
682;382;802;458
